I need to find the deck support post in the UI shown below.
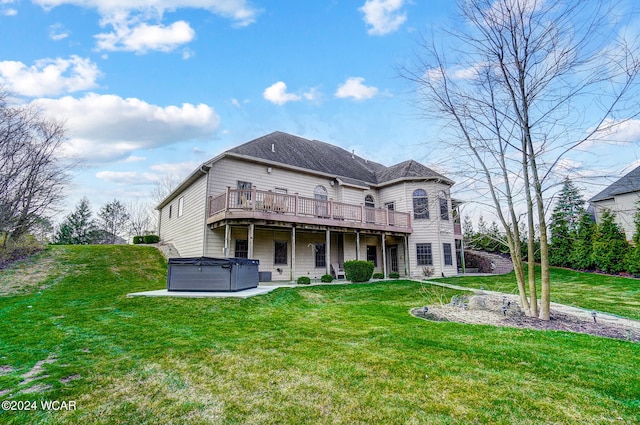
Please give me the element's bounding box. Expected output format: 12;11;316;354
224;224;231;257
248;223;255;259
291;226;296;281
381;233;387;279
326;229;331;276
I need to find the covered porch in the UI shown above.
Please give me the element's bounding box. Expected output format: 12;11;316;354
208;219;411;281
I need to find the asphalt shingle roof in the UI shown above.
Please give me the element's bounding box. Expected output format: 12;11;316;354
225;131;451;186
590;165;640;202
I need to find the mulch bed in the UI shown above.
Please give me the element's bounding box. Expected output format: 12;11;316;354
411;293;640;343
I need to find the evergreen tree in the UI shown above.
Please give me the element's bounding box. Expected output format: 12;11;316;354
549;179;585;267
592;209;629;274
625;202;640;274
462;215;474;242
54;197;96;245
568;211;596;270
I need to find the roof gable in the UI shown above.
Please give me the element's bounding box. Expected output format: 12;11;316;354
590;165;640;202
376;159;451;184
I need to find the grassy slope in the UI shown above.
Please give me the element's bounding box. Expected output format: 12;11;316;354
0;245;638;424
436;266;640;320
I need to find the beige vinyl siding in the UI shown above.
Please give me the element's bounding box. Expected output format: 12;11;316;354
208;157;342;200
158;174;207;257
378;184;407;212
403;181;458;277
593;192;640;240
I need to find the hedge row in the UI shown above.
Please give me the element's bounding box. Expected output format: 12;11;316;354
133;235;160;244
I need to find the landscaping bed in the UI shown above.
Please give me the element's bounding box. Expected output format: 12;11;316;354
412;292;640;342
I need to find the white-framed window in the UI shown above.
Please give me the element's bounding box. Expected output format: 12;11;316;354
443;243;453;265
365;194;375;208
178;196;184;217
413;189;429;219
439;190;449;220
416;243;433;265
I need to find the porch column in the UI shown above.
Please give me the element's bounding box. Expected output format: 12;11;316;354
325;229;331;276
381;233;387;278
404;235;410;277
291;226;296;281
356;230;361;260
248;223;255;258
224;224;231;257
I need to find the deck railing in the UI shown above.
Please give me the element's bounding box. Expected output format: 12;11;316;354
208;188;411;229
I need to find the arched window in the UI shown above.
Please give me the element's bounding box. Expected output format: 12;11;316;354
439;190;449;220
314;185;328;217
314;185;328;200
364;194;375;208
413;189;429;219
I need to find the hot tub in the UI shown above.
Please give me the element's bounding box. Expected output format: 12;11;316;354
167;257;259;292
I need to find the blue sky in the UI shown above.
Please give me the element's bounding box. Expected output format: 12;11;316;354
1;0;639;223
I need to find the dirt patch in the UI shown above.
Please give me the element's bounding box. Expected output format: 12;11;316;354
412;293;640;342
0;365;14;375
0;248;66;296
60;374;81;384
20;354;57;386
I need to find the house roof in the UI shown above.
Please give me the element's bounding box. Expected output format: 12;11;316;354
590;165;640;202
226;131;384;185
375;159;452;186
157;131;453;209
225;131;452;186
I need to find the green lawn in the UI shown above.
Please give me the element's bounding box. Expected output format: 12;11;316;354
0;245;638;424
437;266;640;320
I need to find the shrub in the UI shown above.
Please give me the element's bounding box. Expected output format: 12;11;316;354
133;236;144;244
320;274;334;283
372;272;384;279
343;260;374;283
591;210;629;274
389;271;400;279
297;276;311;285
0;236;44;269
143;235;160;244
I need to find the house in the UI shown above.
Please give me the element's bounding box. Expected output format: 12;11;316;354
156;131;462;281
589;164;640;240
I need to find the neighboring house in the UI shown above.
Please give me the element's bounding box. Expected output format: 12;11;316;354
589;164;640;240
157;131;463;281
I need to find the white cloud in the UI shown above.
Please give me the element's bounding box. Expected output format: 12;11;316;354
263;81;301;105
150;160;202;178
35;93;220;163
0;56;100;97
49;23;70;40
335;77;379;100
303;86;322;101
2;7;16;16
96;171;160;185
95;20;195;53
359;0;407;36
124;155;147;163
32;0;260;28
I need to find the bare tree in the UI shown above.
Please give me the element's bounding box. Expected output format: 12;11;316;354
403;0;640;319
98;199;130;244
126;198;153;237
0;88;70;245
149;173;181;231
